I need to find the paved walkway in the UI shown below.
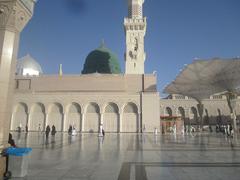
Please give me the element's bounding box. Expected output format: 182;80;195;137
9;132;240;180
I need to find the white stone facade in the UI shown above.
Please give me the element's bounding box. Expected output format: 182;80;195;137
11;74;160;133
11;75;239;133
160;94;240;127
0;0;35;150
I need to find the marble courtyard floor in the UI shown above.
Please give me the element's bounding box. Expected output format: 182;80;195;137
10;132;240;180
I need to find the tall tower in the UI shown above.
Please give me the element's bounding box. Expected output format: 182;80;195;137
124;0;146;74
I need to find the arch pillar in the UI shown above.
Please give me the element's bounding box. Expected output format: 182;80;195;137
137;112;141;133
81;113;85;132
44;113;49;130
100;113;103;132
43;113;47;131
118;113;122;133
63;112;68;132
10;114;14;130
26;113;30;130
62;113;66;132
78;113;82;132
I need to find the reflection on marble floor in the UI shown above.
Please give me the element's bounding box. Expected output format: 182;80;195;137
10;132;240;180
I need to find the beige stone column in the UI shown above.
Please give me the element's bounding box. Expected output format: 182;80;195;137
10;113;14;130
44;113;48;130
137;113;141;133
0;0;34;149
62;113;67;132
79;113;82;132
81;113;85;132
118;113;121;133
26;112;30;130
100;113;103;132
62;113;66;132
0;0;35;176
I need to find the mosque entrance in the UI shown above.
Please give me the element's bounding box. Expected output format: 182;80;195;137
29;103;45;131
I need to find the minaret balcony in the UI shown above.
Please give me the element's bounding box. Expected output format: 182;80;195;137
124;17;146;24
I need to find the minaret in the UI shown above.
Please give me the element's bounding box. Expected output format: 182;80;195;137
124;0;146;74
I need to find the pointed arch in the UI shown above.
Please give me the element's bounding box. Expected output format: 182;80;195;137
190;106;198;125
103;102;119;132
84;102;100;132
122;102;138;132
29;103;45;131
178;107;185;117
65;102;82;131
166;107;173;116
11;102;28;131
47;103;64;131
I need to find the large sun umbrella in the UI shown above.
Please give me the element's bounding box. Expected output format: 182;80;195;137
164;58;240;132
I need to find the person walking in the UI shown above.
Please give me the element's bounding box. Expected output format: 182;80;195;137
68;125;73;135
227;124;230;137
46;125;50;138
230;124;233;138
102;128;105;136
72;126;77;136
8;133;16;147
25;125;28;133
51;125;56;136
38;124;42;133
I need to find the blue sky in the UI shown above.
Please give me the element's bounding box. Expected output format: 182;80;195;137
19;0;240;94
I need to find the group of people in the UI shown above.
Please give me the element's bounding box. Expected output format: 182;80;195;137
45;125;56;138
16;124;28;133
68;125;77;136
216;124;234;137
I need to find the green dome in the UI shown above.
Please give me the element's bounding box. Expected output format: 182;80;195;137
82;45;121;74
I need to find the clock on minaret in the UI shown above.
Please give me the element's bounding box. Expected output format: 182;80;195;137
124;0;146;74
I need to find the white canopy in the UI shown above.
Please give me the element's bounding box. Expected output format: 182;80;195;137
164;58;240;101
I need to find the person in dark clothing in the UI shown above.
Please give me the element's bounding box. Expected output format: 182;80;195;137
209;126;213;133
102;129;105;136
229;124;233;137
25;125;28;133
51;125;56;136
17;126;21;133
46;125;50;138
68;125;73;135
8;133;16;147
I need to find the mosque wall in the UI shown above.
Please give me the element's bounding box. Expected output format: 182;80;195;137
12;74;239;133
11;91;143;133
11;90;239;133
142;92;160;132
15;74;157;93
160;98;239;126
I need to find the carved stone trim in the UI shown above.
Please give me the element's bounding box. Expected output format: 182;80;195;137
0;0;32;32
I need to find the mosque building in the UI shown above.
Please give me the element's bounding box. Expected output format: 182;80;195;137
10;0;237;133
